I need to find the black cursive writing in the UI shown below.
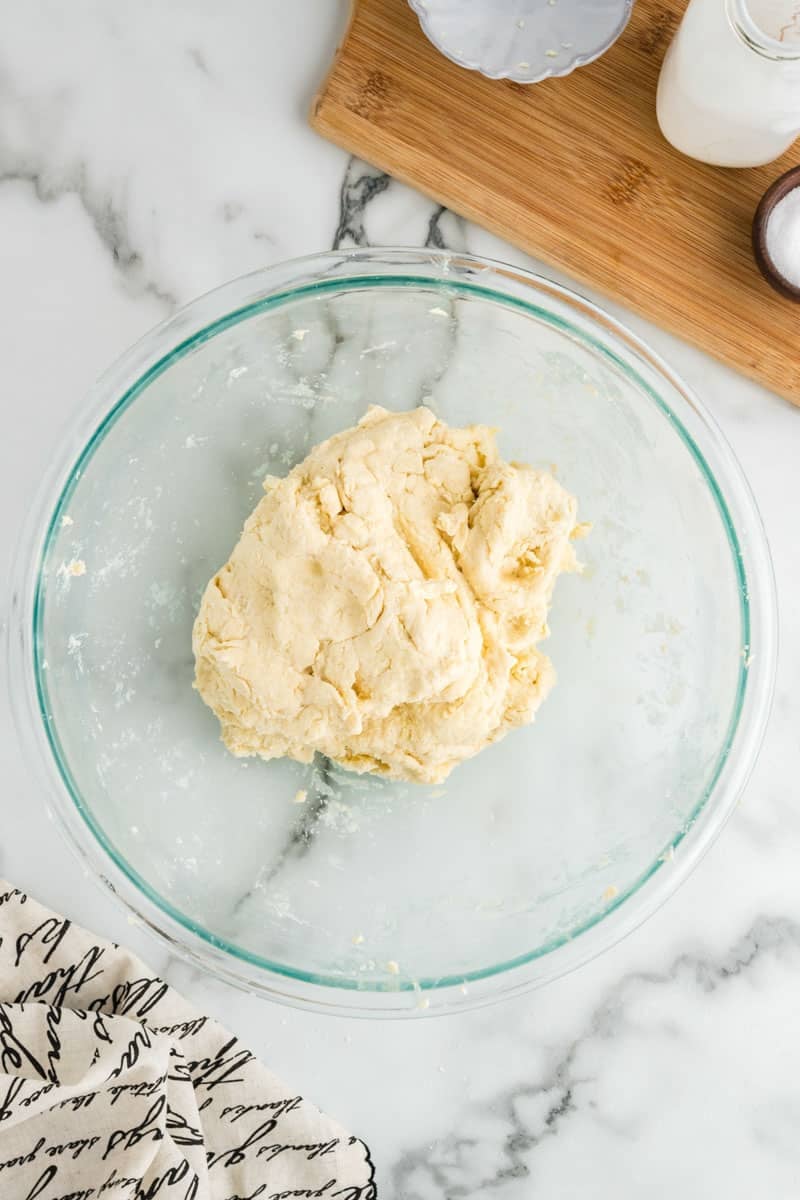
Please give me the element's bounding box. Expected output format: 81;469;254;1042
207;1119;277;1169
15;917;71;967
0;1074;27;1121
13;945;106;1007
0;1136;45;1172
186;1037;252;1092
22;1165;57;1200
257;1138;339;1164
0;1003;47;1078
107;1025;153;1080
90;975;169;1021
133;1158;198;1200
221;1096;302;1124
103;1095;166;1161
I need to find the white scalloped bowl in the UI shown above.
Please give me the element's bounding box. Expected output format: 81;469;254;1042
409;0;634;83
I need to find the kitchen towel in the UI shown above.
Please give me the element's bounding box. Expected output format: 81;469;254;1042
0;881;376;1199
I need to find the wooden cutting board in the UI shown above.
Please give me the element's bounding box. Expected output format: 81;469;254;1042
311;0;800;405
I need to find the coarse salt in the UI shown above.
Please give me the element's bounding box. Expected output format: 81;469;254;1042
765;186;800;289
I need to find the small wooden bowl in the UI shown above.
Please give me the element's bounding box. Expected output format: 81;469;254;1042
752;165;800;302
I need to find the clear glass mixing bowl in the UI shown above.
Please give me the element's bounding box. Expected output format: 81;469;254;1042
10;250;776;1015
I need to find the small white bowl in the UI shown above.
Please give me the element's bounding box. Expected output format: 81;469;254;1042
408;0;634;83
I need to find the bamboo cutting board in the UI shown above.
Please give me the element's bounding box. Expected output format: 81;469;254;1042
311;0;800;405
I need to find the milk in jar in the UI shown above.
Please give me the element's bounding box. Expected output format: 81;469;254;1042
657;0;800;167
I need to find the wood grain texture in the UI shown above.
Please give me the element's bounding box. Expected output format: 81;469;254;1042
311;0;800;405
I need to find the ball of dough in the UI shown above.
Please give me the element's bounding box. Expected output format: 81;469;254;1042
193;406;582;784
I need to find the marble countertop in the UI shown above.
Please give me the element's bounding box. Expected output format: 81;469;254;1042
1;4;798;1195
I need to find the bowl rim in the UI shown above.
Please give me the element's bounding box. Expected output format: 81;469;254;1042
9;247;778;1016
752;165;800;302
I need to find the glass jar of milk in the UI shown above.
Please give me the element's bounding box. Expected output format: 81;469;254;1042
657;0;800;166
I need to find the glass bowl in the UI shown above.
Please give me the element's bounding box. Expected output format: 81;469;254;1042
11;249;776;1016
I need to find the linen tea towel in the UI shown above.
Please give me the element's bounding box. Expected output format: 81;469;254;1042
0;882;376;1199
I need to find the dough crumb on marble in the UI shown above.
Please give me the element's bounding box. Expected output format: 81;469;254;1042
193;406;584;784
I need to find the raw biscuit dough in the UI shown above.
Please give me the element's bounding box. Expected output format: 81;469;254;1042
193;406;582;784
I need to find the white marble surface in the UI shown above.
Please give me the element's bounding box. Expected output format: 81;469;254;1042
1;3;799;1195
